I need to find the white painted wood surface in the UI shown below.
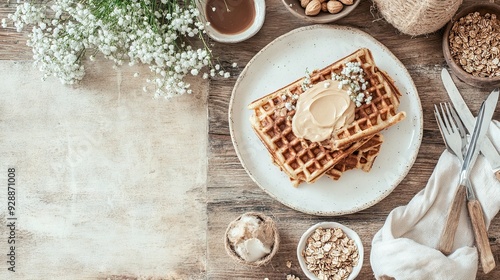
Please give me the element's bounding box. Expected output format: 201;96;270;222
0;60;208;279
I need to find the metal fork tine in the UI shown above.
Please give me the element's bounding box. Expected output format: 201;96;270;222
435;104;447;134
448;104;466;137
435;105;445;133
447;103;468;156
441;103;454;134
434;102;465;161
434;104;452;152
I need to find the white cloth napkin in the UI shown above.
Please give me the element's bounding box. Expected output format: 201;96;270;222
371;120;500;280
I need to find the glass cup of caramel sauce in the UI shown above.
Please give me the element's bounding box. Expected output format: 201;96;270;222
202;0;265;43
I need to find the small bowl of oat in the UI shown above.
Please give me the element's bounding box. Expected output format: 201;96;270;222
443;3;500;88
282;0;360;24
297;222;363;280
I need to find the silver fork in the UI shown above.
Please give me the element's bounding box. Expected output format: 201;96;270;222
434;102;468;255
448;103;468;160
447;102;496;272
434;103;467;161
435;102;496;271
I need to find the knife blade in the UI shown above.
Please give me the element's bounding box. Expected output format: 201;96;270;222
460;91;498;186
440;92;498;273
463;91;498;273
441;68;500;181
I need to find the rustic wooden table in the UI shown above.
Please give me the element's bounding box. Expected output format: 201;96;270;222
206;1;500;279
2;0;500;279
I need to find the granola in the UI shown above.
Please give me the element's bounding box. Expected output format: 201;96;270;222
449;12;500;77
302;227;359;280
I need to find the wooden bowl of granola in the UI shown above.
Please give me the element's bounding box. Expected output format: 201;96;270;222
297;222;363;280
443;3;500;88
282;0;360;23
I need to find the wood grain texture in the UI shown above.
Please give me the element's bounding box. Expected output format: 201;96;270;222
0;60;209;279
3;0;500;279
468;199;496;274
206;1;500;280
0;5;209;280
0;4;31;60
439;184;467;255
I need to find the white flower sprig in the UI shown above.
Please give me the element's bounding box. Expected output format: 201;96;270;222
3;0;231;98
333;62;372;107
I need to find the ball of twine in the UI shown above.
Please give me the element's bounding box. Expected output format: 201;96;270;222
224;212;280;267
373;0;463;36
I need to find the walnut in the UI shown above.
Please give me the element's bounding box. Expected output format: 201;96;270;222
321;2;328;12
327;1;343;14
339;0;353;5
300;0;311;8
305;0;322;16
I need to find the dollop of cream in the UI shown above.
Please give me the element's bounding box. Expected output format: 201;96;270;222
234;238;271;262
292;80;355;142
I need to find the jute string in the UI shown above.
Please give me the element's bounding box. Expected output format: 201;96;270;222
373;0;463;36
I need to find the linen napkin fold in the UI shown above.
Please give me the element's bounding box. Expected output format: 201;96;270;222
371;120;500;280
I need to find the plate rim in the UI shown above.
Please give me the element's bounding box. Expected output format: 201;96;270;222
228;24;423;216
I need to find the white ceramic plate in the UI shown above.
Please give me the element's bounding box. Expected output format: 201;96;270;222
229;25;423;216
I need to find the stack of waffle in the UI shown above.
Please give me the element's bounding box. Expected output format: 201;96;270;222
248;48;406;186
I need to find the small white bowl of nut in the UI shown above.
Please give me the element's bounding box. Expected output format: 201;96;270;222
282;0;360;23
297;222;363;280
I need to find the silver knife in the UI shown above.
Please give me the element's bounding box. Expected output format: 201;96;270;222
441;68;500;181
461;91;498;188
461;92;497;273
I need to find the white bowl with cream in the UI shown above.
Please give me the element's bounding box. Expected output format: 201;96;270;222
200;0;266;43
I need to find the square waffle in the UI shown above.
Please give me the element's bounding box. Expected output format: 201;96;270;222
326;133;384;181
248;48;405;186
328;49;406;149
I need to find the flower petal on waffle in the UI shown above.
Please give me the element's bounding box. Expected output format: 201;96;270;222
328;48;406;149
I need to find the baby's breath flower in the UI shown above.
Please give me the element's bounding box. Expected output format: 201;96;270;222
333;62;372;107
301;67;312;91
4;0;230;98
